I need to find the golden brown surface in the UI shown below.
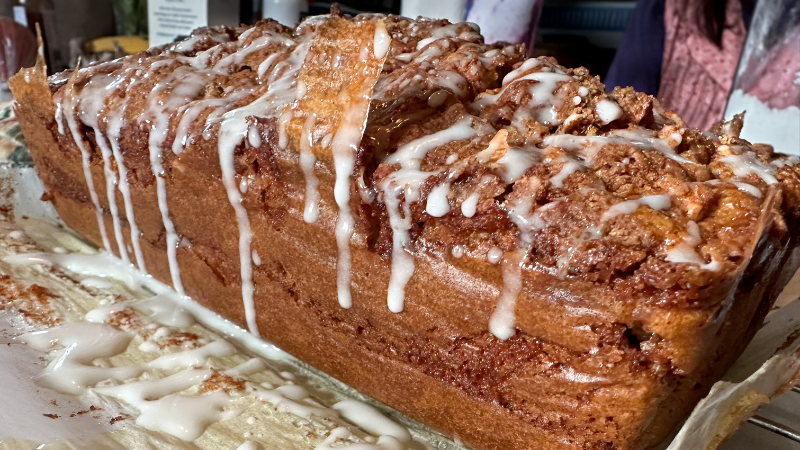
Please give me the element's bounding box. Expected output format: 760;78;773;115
10;12;800;450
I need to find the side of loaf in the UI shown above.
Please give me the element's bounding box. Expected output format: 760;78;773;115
10;13;800;450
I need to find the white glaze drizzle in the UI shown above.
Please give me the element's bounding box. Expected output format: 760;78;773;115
248;123;263;148
487;247;503;264
296;80;308;100
733;181;762;198
473;60;573;120
59;90;112;252
601;195;671;221
315;428;404;450
95;369;239;441
435;71;467;98
254;384;337;419
332;400;411;443
95;154;127;263
156;32;309;315
172;97;234;155
665;243;719;271
145;66;213;296
664;220;719;271
425;183;451;217
12;247;410;446
493;187;560;340
107;113;147;271
595;99;623;124
151;340;237;370
17;320;235;394
719;154;778;185
9;242;420;445
63;65;147;271
225;358;269;377
609;129;693;163
213;38;312;335
513;72;575;126
321;132;334;148
771;155;800;168
85;293;195;328
505;181;552;245
543;129;696;166
380;118;479;312
10;251;262;442
706;177;764;198
386;118;478;169
55;102;65;134
495;147;537;183
329;29;389;309
77;76;130;264
501;58;543;85
170;35;206;54
3;249;294;361
461;192;480;218
489;251;524;340
564;112;581;127
237;441;262;450
300;113;321;223
218;129;257;336
380;174;419;313
414;23;480;51
373;21;391;59
3;252;144;289
277;109;293;149
330;110;360;309
257;52;282;79
19;322;141;394
549;161;583;188
225;33;285;68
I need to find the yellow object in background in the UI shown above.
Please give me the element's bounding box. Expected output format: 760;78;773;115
85;35;149;54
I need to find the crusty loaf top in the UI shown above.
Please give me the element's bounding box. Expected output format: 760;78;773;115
33;13;800;339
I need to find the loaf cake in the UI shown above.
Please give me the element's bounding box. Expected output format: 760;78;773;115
9;12;800;450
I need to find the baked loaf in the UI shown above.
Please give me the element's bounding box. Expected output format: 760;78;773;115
10;13;800;450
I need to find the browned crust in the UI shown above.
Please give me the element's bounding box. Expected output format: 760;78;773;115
28;176;799;450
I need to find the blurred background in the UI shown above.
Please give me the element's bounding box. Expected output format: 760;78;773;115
0;0;634;79
0;0;796;153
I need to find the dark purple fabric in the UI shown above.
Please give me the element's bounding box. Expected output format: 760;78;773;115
604;0;665;95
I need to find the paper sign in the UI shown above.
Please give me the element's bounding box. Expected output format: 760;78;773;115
12;6;27;26
148;0;208;47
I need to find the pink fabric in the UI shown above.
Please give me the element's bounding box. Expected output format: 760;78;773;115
739;26;800;110
658;0;747;130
